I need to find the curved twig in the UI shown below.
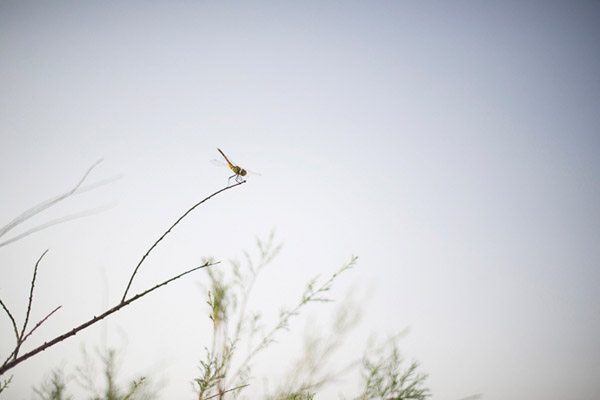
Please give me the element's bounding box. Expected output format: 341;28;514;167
0;159;104;239
0;204;117;248
121;181;246;303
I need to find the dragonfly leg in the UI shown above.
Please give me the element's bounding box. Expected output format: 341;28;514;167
227;174;236;185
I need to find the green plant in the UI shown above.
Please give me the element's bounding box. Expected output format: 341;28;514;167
30;234;431;400
194;231;359;399
33;370;71;400
356;345;429;400
33;348;155;400
0;376;12;396
193;233;430;400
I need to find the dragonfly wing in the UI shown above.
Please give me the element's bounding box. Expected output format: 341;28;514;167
210;159;227;167
246;169;261;176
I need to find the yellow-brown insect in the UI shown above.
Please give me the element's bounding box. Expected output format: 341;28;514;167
217;148;247;184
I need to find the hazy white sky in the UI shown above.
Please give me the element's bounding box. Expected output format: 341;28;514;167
1;1;599;399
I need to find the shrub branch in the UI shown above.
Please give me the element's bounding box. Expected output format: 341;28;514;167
1;180;245;377
0;261;217;376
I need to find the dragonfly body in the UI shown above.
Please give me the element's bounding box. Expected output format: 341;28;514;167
217;148;247;183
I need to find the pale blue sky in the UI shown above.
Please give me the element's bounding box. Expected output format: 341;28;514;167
1;1;599;399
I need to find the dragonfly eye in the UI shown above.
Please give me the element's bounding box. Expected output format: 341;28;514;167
240;169;247;176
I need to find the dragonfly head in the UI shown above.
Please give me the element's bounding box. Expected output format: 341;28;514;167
239;169;247;176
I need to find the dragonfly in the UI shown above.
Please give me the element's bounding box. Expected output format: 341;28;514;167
213;148;257;184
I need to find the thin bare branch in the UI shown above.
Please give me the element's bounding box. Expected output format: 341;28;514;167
4;250;51;367
0;299;18;342
0;159;104;239
20;249;49;339
0;261;218;376
2;305;62;367
0;204;116;248
20;306;62;348
121;181;246;303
